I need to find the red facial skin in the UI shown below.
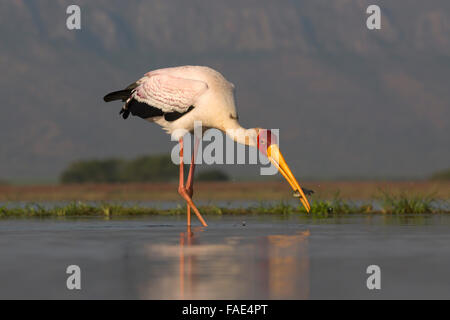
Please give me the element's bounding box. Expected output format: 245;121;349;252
257;129;278;156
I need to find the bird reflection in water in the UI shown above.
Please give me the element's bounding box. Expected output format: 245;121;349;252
266;231;310;299
179;225;203;299
176;226;310;299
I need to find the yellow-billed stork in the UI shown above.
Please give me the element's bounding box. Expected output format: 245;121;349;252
104;66;311;227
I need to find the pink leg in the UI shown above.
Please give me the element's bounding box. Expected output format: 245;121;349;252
186;136;199;197
178;138;207;227
185;137;199;226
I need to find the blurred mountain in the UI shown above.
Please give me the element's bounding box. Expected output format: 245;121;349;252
0;0;449;180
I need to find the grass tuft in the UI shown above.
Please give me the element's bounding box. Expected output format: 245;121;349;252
378;191;438;214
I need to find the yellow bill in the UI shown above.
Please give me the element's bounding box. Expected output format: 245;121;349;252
267;144;311;212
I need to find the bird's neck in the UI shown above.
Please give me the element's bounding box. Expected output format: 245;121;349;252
224;122;257;147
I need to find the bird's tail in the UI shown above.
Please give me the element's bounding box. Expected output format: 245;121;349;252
103;89;132;102
103;89;133;119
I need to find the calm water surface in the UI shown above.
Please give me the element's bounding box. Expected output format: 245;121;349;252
0;214;449;299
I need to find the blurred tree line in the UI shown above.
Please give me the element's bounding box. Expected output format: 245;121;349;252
430;168;450;181
60;154;229;184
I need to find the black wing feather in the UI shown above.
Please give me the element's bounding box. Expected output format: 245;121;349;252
103;89;132;102
104;86;195;121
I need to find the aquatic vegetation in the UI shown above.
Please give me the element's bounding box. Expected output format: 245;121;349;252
378;191;440;214
0;193;448;218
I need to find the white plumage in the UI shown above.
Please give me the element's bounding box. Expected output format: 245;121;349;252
118;66;241;139
134;72;208;113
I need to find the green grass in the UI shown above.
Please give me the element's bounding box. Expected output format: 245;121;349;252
0;192;448;218
377;191;442;214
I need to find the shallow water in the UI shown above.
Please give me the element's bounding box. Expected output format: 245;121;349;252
0;214;449;299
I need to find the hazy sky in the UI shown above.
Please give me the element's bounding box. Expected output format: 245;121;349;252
0;0;449;181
